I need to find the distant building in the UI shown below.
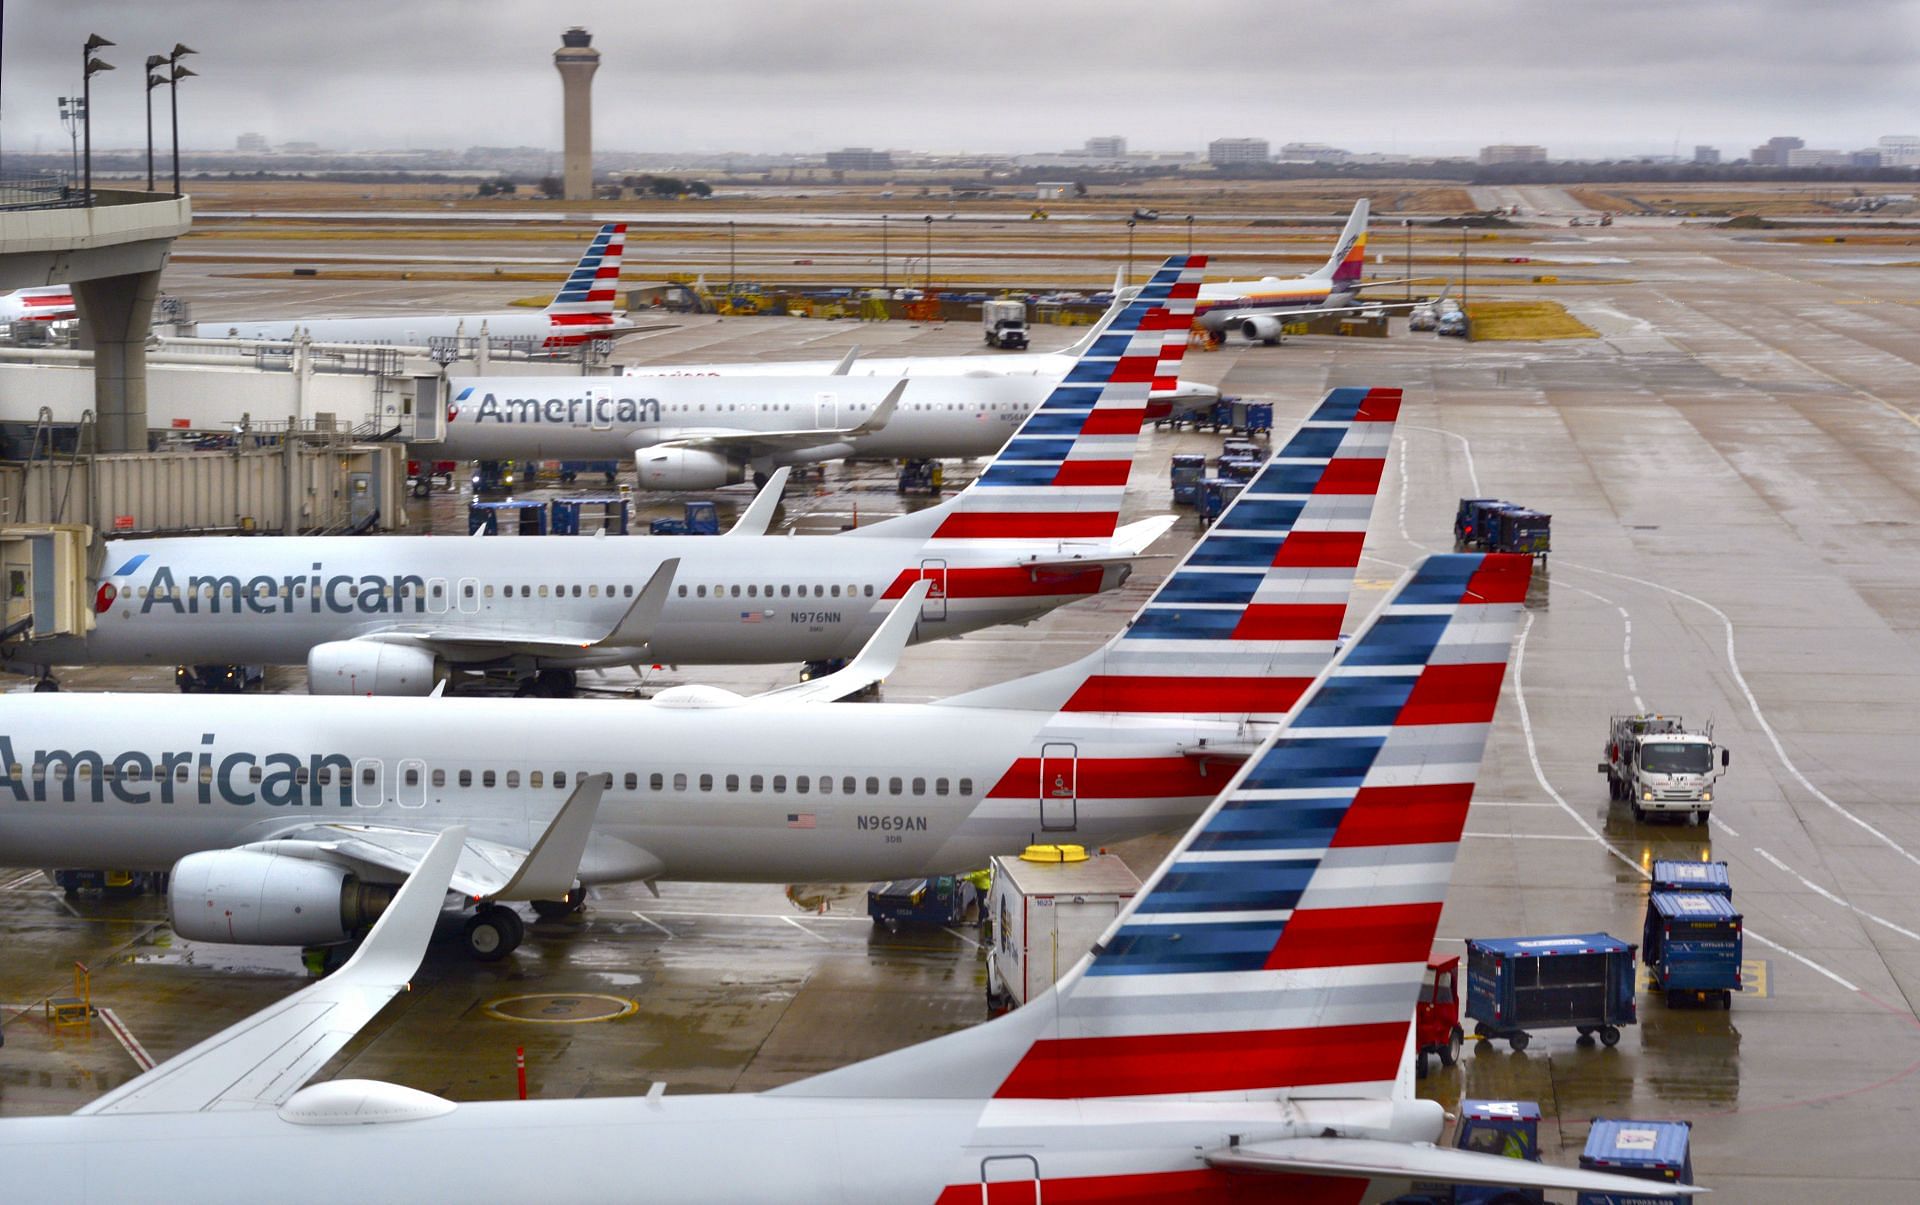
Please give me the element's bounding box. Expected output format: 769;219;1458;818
825;147;893;172
1479;144;1548;166
1208;137;1270;166
1035;181;1075;201
1877;135;1920;167
1278;142;1349;163
1748;136;1804;166
1083;135;1126;158
235;132;269;153
280;141;322;155
1785;147;1848;168
1850;150;1884;169
1693;145;1721;165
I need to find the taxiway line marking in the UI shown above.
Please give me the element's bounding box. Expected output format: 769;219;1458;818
781;916;833;944
1754;847;1920;945
626;911;676;940
95;1006;155;1071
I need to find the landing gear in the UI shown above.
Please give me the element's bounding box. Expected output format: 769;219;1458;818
514;669;578;698
32;675;58;693
531;886;589;922
464;904;525;961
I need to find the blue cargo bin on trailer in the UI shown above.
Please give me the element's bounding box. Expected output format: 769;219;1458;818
1389;1100;1546;1205
1644;891;1742;1009
1170;454;1207;504
1576;1120;1693;1205
1466;934;1638;1051
1651;860;1731;897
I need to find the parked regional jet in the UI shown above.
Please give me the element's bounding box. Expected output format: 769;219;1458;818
192;224;635;348
0;551;1685;1204
0;285;76;325
1196;199;1414;343
0;385;1401;960
7;258;1206;697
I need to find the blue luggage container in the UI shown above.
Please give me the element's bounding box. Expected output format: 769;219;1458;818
1576;1120;1693;1205
1215;456;1262;484
1465;934;1638;1051
1199;477;1244;525
1643;891;1742;1008
551;494;631;536
1650;860;1731;897
468;498;549;536
867;875;976;931
1170;454;1207;505
1492;507;1551;560
1453;498;1504;547
1244;402;1274;435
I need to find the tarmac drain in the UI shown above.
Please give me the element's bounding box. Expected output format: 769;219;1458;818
483;994;638;1024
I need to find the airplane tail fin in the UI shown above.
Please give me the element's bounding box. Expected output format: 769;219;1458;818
776;551;1532;1102
1307;199;1370;289
1056;267;1133;358
939;386;1401;721
542;223;628;320
848;255;1203;545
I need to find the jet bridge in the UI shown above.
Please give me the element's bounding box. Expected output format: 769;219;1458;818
0;523;93;644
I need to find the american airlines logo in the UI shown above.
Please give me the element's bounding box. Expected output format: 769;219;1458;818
126;564;432;616
455;386;662;426
0;735;353;808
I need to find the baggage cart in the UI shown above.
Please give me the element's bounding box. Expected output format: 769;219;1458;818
1170;454;1207;505
868;875;976;931
1650;860;1731;897
1643;892;1741;1009
1576;1120;1693;1205
551;494;631;535
1465;934;1638;1051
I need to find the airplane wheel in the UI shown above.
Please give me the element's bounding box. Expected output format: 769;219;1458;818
536;669;577;698
32;677;59;693
531;887;588;921
1415;1050;1429;1079
465;905;525;961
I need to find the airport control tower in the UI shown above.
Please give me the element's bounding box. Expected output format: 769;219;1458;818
554;27;600;201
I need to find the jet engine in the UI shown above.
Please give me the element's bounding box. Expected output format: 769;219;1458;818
635;447;744;491
307;640;438;696
169;849;397;946
1238;315;1285;344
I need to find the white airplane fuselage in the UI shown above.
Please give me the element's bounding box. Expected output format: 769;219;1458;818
192;311;633;348
624;350;1219;405
0;693;1232;884
15;530;1124;672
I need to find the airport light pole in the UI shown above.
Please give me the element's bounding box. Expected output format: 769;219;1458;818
727;220;736;306
1126;218;1136;286
58;96;84;183
1186;213;1194;255
1460;226;1469;312
922;214;932;295
165;43;196;196
1403;219;1413;302
81;34;115;202
144;55;167;191
881;213;889;295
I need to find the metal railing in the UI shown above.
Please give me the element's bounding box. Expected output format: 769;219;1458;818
0;173;87;211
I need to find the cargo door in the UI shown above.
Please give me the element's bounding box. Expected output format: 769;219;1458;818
979;1155;1041;1205
1038;741;1077;832
917;558;948;622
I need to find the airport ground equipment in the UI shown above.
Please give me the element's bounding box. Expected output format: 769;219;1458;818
897;458;943;495
1455;499;1550;560
470;459;523;494
557;459;621;485
552;495;631;536
175;663;263;693
1466;934;1638;1051
1169;453;1206;504
1390;1100;1546;1205
1438;310;1468;337
468;498;549;536
51;869;162;896
1414;954;1466;1078
1643;891;1741;1009
407;459;457;496
866;875;976;931
1199;477;1245;525
1576;1120;1693;1205
985;844;1139;1016
1599;714;1729;824
1217;455;1262;485
982;299;1030;349
1651;860;1731;897
1222;438;1263;462
646;500;717;536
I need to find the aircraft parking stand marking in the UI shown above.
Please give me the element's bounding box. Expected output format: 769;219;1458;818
94;1007;155;1071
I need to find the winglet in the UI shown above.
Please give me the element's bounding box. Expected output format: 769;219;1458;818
725;468;790;537
849;379;906;436
830;345;860;376
594;557;679;649
749;579;931;704
329;825;468;983
490;775;609;902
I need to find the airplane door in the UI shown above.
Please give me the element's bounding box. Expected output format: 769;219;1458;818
426;578;450;614
918;559;948;622
353;758;386;809
397;759;426;808
590;386;614;431
814;391;838;428
457;577;481;614
1038;742;1078;832
979;1155;1041;1204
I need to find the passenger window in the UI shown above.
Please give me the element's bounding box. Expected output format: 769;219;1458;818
725;773;740;791
295;767;310;785
404;767;420;786
747;585;757;598
530;770;543;788
624;772;638;791
864;585;874;597
831;585;840;598
589;584;599;598
484;585;495;599
554;771;568;788
482;770;496;788
248;766;263;784
540;585;551;598
814;585;824;598
673;772;688;791
462;583;475;599
818;776;832;796
678;585;688;597
699;773;713;791
842;776;856;794
935;778;949;796
959;778;973;797
572;585;582;598
315;768;332;785
750;774;764;792
730;585;741;598
781;585;791;598
773;775;787;793
888;776;902;794
697;586;707;598
523;586;533;598
458;770;473;787
796;776;810;795
866;776;879;794
624;585;634;597
361;767;376;786
507;771;520;788
912;777;926;796
650;772;664;790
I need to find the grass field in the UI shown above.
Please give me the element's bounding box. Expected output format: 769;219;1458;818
1465;300;1598;341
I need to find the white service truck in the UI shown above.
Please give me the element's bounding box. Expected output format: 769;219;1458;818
982;299;1030;349
986;846;1139;1014
1599;713;1730;825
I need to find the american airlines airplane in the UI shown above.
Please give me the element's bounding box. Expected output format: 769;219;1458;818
8;258;1205;697
191;223;635;348
0;384;1399;961
0;552;1688;1204
1195;199;1413;344
0;284;76;325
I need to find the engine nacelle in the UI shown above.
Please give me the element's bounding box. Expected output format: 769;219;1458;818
307;639;438;696
169;849;395;946
1238;315;1284;343
635;447;744;491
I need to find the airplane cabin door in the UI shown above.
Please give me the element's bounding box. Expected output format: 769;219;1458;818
397;759;426;808
979;1155;1041;1204
590;386;614;431
814;391;838;428
1038;742;1078;832
426;578;450;614
918;558;948;622
457;577;481;614
353;758;387;809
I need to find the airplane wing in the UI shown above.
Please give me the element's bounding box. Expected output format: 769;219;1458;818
1205;1138;1706;1196
245;772;610;901
368;558;677;656
73;827;467;1116
748;580;931;705
1003;516;1181;582
644;379;905;458
725;468;791;536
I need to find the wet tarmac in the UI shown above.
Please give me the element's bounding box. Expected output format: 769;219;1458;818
10;215;1920;1200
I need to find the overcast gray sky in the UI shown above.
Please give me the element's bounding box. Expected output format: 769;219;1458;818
6;0;1918;160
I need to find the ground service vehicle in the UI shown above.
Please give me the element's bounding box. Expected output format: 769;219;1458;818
648;501;720;536
981;299;1030;349
985;845;1139;1016
1455;499;1551;559
1392;1100;1546;1205
1600;714;1729;824
1437;309;1468;337
1466;934;1638;1051
1415;954;1466;1078
867;875;976;930
1576;1120;1694;1205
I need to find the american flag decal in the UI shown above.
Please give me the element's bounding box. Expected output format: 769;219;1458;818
787;813;816;829
740;611;765;624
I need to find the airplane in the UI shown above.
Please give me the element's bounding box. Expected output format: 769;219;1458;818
0;384;1401;961
0;552;1691;1204
6;257;1207;697
0;284;76;325
1195;199;1416;344
190;223;636;348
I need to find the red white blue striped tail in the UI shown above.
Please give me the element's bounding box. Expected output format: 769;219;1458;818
923;255;1204;544
543;223;627;323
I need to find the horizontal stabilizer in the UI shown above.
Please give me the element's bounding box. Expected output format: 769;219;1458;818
750;580;931;704
1206;1137;1706;1195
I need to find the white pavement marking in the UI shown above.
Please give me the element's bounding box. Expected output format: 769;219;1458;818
943;926;983;950
1406;423;1482;495
95;1006;156;1071
1552;579;1646;713
1566;560;1920;872
626;911;676;940
1394;436;1430;553
781;916;833;944
1463;832;1596;842
0;870;44;891
1753;848;1920;944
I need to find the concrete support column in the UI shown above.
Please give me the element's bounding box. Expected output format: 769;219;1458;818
72;270;161;453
